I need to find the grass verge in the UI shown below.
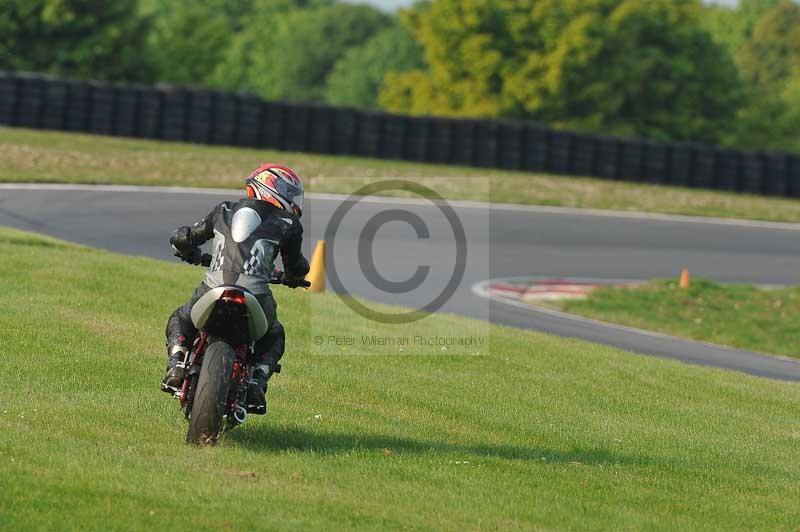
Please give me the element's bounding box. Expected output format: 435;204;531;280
553;279;800;360
1;227;799;529
4;126;800;222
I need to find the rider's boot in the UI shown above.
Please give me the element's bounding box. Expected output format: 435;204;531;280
161;338;190;393
246;365;271;415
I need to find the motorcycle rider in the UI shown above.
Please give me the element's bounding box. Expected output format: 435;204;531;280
162;163;309;415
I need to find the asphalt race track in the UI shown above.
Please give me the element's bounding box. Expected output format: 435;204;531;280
3;183;800;381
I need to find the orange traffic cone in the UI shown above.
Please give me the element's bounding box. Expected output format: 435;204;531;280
305;240;325;293
679;269;691;289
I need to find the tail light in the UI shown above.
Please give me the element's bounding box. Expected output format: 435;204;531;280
221;289;246;305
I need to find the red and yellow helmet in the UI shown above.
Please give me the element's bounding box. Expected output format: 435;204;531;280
245;163;304;217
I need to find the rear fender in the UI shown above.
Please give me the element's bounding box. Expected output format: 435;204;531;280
190;287;269;341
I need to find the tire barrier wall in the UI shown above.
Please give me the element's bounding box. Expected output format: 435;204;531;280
1;71;798;198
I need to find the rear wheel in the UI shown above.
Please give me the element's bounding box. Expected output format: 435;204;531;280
186;340;235;445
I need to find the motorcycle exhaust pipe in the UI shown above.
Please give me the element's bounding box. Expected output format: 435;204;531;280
233;406;247;424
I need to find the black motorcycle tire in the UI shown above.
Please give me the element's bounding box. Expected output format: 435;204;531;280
186;340;235;445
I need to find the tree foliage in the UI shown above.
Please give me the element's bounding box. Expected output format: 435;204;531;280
731;84;800;152
212;1;390;102
324;23;424;108
0;0;153;81
727;0;800;152
144;1;238;85
737;0;800;89
701;0;779;56
380;0;742;143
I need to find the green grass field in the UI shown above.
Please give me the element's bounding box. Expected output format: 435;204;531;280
5;126;800;222
553;279;800;360
2;227;800;530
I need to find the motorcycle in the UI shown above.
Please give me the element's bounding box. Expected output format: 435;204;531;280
166;252;309;445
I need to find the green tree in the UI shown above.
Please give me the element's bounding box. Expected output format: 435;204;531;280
380;0;742;143
140;0;254;28
145;1;235;85
781;76;800;152
702;0;779;56
729;77;800;152
212;1;390;102
737;0;800;89
0;0;153;82
203;0;331;91
324;23;423;108
727;1;800;152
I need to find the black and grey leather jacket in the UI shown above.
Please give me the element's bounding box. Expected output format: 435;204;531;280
171;198;309;295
